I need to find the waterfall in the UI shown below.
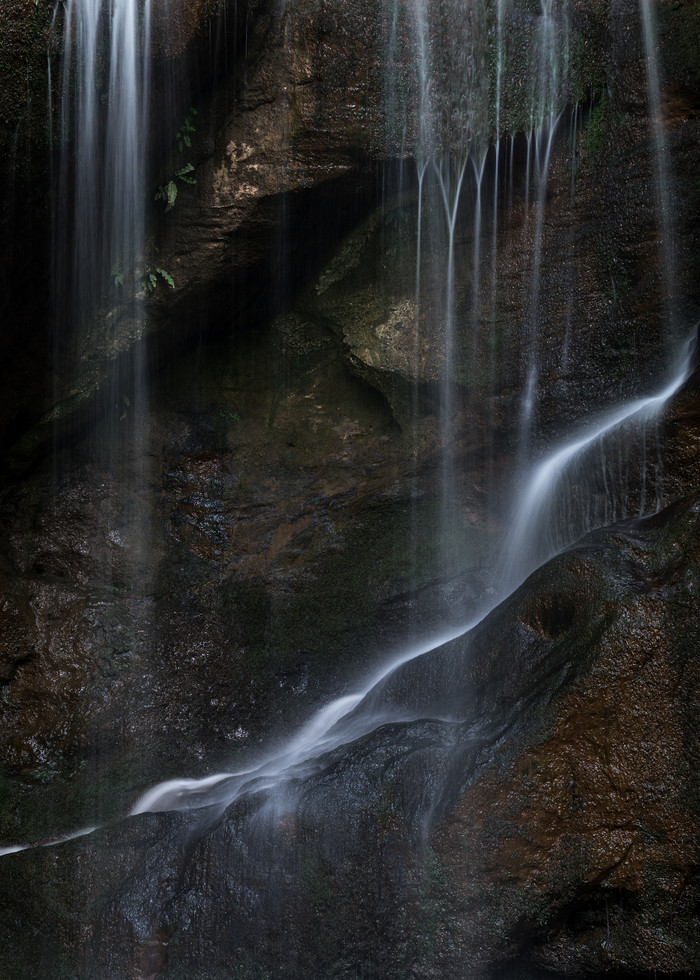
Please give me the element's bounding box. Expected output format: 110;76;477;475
56;0;151;347
52;0;153;585
126;0;693;823
500;335;695;594
1;0;694;892
434;155;469;570
518;110;565;450
2;305;692;836
129;330;694;817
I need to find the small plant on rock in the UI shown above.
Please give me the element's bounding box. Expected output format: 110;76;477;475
155;107;198;212
140;266;175;293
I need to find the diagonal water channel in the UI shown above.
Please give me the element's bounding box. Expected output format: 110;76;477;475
127;333;695;818
0;324;691;856
1;0;693;863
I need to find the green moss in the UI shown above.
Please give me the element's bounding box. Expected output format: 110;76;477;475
568;30;607;108
584;90;609;157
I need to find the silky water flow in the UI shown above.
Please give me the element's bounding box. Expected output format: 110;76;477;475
1;0;695;886
133;0;693;821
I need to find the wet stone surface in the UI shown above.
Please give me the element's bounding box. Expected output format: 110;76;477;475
1;495;698;978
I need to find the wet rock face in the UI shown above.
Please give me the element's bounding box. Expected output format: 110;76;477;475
0;0;699;976
153;0;700;460
103;496;700;978
0;316;498;849
433;500;700;977
2;495;698;978
663;365;700;499
0;0;607;459
3;0;700;467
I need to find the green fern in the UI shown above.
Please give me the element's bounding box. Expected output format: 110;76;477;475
155;109;198;212
176;107;197;153
174;163;195;184
155;179;178;211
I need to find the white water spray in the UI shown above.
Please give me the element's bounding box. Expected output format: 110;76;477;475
501;335;695;593
131;623;472;814
127;330;694;818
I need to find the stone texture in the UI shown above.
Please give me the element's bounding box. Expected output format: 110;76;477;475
1;494;698;978
0;0;699;976
0;316;497;849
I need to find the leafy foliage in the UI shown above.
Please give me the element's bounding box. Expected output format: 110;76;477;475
155;108;198;212
156;267;175;288
176;107;197;153
113;108;197;293
155;164;196;213
139;266;175;293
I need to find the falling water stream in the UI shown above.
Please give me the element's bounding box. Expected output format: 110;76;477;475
0;0;153;858
128;331;694;818
0;0;693;886
0;327;691;854
52;0;154;599
639;0;678;339
55;0;151;343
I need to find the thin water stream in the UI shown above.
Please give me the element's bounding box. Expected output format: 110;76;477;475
1;0;692;879
127;330;694;817
0;329;689;855
639;0;678;341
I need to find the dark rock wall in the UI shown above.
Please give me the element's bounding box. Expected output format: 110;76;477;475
0;0;698;977
2;494;698;978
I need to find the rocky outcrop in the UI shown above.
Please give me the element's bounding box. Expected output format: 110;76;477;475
149;0;700;456
0;0;699;976
0;0;611;464
2;0;700;462
0;311;499;851
2;492;698;978
433;498;700;977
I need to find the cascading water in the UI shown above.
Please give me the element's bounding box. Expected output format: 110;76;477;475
127;0;693;820
128;334;694;817
2;0;681;816
59;4;153;527
639;0;678;340
55;0;151;355
1;0;697;972
517;0;569;449
52;0;154;600
500;335;695;594
52;0;155;818
519;110;565;445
